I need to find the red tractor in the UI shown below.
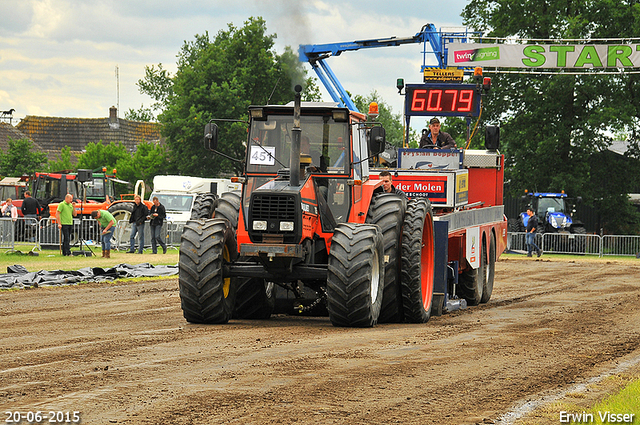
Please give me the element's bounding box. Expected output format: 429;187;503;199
179;86;437;327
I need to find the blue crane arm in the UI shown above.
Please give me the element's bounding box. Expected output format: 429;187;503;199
299;24;449;111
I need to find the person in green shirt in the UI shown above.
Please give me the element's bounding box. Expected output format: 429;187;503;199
91;209;116;258
56;194;77;256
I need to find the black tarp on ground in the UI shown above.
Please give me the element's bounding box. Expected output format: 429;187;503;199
0;263;178;289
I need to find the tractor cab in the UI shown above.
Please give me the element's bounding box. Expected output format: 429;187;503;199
520;192;583;233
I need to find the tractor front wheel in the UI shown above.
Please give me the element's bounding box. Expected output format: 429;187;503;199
179;219;237;324
366;193;406;323
327;223;384;327
233;277;275;320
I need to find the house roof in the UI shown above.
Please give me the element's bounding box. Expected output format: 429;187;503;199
0;122;46;154
16;108;162;155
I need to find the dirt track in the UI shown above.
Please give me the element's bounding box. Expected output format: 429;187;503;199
2;257;640;424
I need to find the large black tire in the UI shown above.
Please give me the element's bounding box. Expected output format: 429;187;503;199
213;191;241;230
480;232;496;303
457;234;486;306
190;193;217;220
401;198;436;323
233;278;275;319
108;202;135;222
108;202;135;250
366;193;406;323
326;223;385;327
179;219;237;324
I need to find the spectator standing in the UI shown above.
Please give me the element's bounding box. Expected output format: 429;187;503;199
1;198;18;244
148;196;167;254
526;207;543;257
55;194;77;256
91;210;116;258
128;195;149;254
21;191;41;242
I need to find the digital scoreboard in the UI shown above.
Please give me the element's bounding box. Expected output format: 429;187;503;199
405;84;481;117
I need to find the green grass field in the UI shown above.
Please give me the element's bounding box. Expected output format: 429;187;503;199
0;244;179;273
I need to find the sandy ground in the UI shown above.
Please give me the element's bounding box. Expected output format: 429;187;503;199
1;256;639;424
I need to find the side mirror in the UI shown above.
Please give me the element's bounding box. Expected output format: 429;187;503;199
368;126;386;155
204;123;219;151
576;196;583;204
485;125;500;151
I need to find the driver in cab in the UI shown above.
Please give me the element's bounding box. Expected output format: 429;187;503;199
419;117;457;149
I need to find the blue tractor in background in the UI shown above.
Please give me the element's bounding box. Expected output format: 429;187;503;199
509;192;586;235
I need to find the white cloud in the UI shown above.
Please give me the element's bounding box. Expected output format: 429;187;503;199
0;0;471;128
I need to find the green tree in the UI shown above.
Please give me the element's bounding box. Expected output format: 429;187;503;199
353;91;414;147
46;146;76;172
138;17;319;177
114;141;170;189
125;105;155;122
76;141;129;171
0;138;48;177
462;0;640;233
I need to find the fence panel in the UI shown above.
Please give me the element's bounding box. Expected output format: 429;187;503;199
38;217;102;250
541;233;600;256
0;217;15;250
12;216;40;251
507;232;640;257
113;220;186;251
602;235;640;257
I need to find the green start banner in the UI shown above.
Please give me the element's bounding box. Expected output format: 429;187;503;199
448;43;640;69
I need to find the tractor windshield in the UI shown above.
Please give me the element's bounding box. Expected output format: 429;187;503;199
153;194;194;212
84;176;116;202
537;197;566;216
246;115;350;175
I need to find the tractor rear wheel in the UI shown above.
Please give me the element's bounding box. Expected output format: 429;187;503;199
366;193;406;323
107;202;135;250
213;191;241;230
401;198;436;323
190;193;217;220
233;277;275;320
480;232;496;303
179;219;237;324
327;223;384;327
458;236;486;306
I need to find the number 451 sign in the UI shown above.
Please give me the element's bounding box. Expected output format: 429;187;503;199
250;146;276;165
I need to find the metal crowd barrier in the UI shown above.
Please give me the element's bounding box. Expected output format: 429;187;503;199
0;217;16;250
113;220;185;251
38;217;102;251
508;232;640;257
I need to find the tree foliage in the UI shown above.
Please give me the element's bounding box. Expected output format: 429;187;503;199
353;91;412;147
138;17;320;177
75;141;169;189
0;138;48;177
124;106;155;122
114;141;170;189
46;146;76;172
76;141;129;171
462;0;640;233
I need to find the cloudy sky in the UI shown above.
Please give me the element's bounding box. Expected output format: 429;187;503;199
0;0;470;126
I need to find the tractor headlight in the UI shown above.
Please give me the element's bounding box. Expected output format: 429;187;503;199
279;221;294;231
253;220;267;231
550;216;558;228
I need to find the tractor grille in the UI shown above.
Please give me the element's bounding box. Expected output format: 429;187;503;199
252;195;296;221
248;193;301;244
